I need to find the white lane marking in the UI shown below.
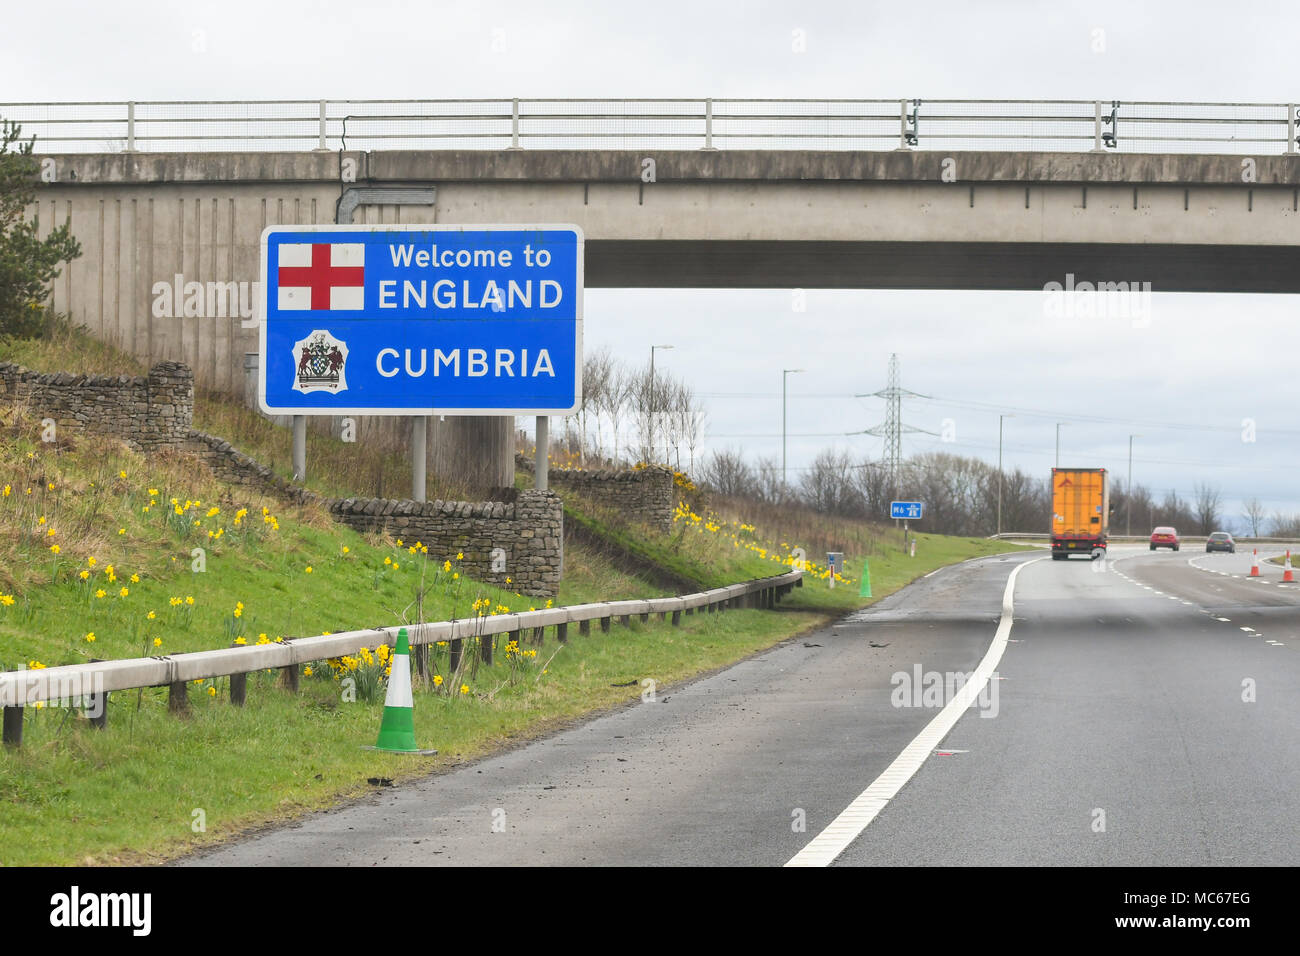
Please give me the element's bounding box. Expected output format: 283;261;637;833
785;557;1042;868
923;567;944;579
1240;627;1255;633
1217;617;1231;622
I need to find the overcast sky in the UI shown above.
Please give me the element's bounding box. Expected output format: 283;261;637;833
5;1;1299;528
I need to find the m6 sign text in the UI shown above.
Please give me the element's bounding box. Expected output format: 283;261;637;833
258;224;583;416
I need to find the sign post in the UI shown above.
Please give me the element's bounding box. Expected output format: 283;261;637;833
890;501;923;555
259;224;584;492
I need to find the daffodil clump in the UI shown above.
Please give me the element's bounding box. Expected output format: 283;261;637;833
672;501;849;584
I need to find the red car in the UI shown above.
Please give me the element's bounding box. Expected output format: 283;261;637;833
1150;526;1180;551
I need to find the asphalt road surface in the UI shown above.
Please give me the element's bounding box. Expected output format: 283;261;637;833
186;546;1299;867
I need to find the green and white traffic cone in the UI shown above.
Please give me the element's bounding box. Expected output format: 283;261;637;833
373;627;436;755
859;560;872;598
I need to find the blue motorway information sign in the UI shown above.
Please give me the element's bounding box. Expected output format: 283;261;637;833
258;224;583;416
890;501;923;520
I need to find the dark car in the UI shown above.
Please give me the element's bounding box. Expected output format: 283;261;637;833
1206;532;1235;553
1150;526;1180;551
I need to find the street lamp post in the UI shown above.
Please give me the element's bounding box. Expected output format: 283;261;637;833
998;413;1014;537
649;344;673;464
783;368;804;485
1055;422;1069;469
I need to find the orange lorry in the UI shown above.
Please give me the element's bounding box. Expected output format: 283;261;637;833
1051;467;1109;560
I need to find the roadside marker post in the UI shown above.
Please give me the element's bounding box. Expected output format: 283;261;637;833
860;561;871;597
370;627;438;755
827;552;843;589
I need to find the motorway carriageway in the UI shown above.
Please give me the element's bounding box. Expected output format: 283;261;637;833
184;545;1299;867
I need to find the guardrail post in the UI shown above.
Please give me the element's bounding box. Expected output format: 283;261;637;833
481;634;494;665
899;99;909;149
168;681;188;714
88;658;107;729
3;706;22;748
281;663;299;693
511;98;521;149
671;610;681;626
230;672;247;706
557;623;568;643
510;629;522;649
1092;100;1104;152
619;614;632;628
532;626;545;646
704;98;714;149
126;101;136;152
639;611;650;623
449;638;463;673
1288;105;1296;154
579;619;591;636
600;616;611;633
316;99;328;151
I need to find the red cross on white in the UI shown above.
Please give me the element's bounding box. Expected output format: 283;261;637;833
277;242;365;310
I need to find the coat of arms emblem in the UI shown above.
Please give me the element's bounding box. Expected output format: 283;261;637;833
292;330;348;394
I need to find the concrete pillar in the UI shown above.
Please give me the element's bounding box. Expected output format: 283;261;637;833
430;416;514;495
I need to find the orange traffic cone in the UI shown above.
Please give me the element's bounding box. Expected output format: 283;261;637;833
1284;551;1295;583
1250;549;1261;577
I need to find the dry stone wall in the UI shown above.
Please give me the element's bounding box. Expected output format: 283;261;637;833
516;452;675;532
0;362;562;597
0;360;192;452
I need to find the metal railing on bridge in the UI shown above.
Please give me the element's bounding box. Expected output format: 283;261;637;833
3;98;1299;155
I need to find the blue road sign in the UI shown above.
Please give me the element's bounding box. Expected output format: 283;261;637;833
890;501;923;520
258;224;583;416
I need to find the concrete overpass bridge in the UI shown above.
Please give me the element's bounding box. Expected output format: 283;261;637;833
10;97;1300;482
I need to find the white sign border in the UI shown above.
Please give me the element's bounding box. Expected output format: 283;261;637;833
257;223;584;417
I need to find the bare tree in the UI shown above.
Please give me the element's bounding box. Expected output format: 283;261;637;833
1242;496;1267;538
581;348;614;465
700;448;757;497
596;363;632;466
1270;512;1300;538
800;448;863;516
1193;482;1223;536
682;389;707;472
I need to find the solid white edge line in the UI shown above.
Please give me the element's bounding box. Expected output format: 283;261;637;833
785;556;1043;868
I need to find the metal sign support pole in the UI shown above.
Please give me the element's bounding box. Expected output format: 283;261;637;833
412;416;427;502
292;415;306;481
535;415;549;491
